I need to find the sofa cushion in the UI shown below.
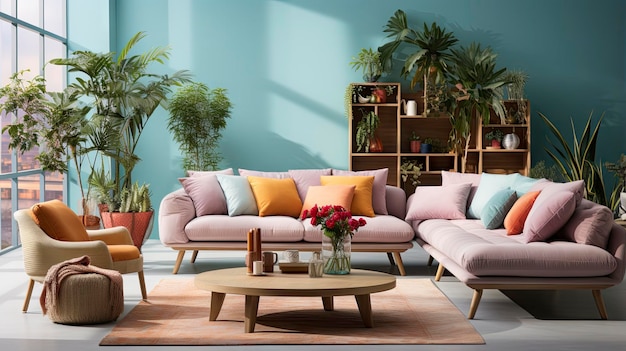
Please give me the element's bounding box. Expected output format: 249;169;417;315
504;190;541;235
29;200;89;241
178;175;228;216
481;188;517;229
288;168;332;202
247;176;302;217
303;215;415;243
416;219;617;277
332;168;389;215
530;179;585;205
467;173;516;219
238;168;290;179
441;171;482;208
522;190;577;243
300;185;356;218
215;175;258;216
510;173;543;197
553;199;614;248
321;175;375;217
405;183;471;220
185;215;304;242
187;168;234;177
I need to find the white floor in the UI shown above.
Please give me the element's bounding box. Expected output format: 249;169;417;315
1;239;626;351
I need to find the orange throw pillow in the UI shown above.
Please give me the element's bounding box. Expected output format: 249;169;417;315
300;185;356;217
504;191;541;235
29;199;89;241
320;175;375;217
247;176;302;217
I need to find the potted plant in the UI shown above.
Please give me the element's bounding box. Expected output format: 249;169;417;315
503;69;529;124
606;154;626;218
0;71;99;227
409;132;421;152
485;129;504;149
400;158;422;187
50;31;192;249
420;138;433;153
349;47;384;82
379;10;458;115
167;82;233;172
355;109;381;152
447;43;507;171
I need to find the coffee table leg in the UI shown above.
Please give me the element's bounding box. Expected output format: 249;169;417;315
210;292;226;321
322;296;334;311
355;294;373;327
244;295;260;333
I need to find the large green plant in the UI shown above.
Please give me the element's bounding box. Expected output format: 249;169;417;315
50;31;192;212
167;82;232;172
355;109;380;152
349;48;384;82
447;43;507;171
539;111;618;209
378;9;458;90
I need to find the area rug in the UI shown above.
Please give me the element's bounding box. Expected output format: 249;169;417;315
100;278;484;345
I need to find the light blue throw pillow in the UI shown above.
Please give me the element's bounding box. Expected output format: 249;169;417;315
215;174;259;216
510;173;541;197
467;173;516;219
481;188;517;229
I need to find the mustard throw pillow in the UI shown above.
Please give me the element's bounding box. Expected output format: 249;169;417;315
247;176;302;217
320;175;375;217
29;199;89;241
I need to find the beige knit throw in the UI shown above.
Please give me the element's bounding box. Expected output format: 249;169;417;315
40;255;124;316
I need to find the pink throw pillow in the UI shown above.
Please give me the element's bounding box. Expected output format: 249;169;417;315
288;168;332;202
441;171;482;209
405;183;471;220
179;175;228;216
553;199;614;248
522;190;577;243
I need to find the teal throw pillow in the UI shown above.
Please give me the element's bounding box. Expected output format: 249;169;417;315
481;188;517;229
215;174;259;216
467;173;516;219
510;173;541;197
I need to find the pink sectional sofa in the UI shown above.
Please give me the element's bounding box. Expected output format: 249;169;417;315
408;171;626;319
159;168;415;275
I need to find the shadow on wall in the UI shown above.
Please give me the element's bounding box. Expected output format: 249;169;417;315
221;132;331;173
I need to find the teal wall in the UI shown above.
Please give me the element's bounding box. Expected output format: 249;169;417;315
70;0;626;239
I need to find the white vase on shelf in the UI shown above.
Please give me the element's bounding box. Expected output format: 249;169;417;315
502;133;520;149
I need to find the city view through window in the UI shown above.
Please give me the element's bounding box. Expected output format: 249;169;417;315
0;0;67;251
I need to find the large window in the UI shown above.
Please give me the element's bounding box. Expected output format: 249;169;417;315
0;0;67;252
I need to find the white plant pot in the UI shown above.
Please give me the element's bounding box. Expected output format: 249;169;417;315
502;133;520;150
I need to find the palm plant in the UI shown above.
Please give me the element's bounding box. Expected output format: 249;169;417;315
50;31;192;212
379;10;458;90
447;43;507;171
539;111;616;209
349;48;384;82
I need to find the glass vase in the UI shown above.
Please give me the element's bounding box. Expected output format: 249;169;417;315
321;231;351;275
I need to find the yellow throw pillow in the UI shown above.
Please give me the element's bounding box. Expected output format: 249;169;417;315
300;185;356;218
29;199;89;241
320;175;375;217
247;176;302;217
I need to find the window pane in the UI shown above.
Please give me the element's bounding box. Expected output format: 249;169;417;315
44;171;63;201
0;187;13;250
18;174;40;208
43;0;64;36
44;36;65;91
17;0;40;27
1;114;13;174
0;19;14;86
0;0;15;16
17;26;41;76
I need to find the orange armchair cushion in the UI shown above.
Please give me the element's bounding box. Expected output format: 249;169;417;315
29;200;89;242
107;245;141;262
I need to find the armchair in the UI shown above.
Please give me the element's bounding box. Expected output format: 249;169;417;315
14;200;147;312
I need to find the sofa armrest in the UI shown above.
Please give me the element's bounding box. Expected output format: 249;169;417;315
385;185;407;219
88;226;133;245
606;223;626;283
159;188;195;245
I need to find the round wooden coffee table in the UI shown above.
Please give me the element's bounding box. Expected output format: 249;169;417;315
194;267;396;333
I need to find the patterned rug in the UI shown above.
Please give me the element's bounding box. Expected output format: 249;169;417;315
100;277;484;345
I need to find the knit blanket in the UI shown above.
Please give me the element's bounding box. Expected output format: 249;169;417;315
40;255;124;315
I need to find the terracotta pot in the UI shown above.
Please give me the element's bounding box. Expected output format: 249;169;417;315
410;140;422;153
490;140;502;149
77;215;101;230
100;210;154;250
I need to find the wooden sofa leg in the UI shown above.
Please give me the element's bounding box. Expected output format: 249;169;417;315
427;255;434;266
173;250;186;274
191;250;199;263
386;252;395;266
392;252;406;276
435;263;445;281
22;279;35;313
468;289;483;319
138;271;148;300
592;290;608;320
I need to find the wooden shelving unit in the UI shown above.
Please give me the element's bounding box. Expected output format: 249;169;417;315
348;83;530;194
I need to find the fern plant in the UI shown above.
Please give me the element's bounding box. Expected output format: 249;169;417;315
355;109;379;152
